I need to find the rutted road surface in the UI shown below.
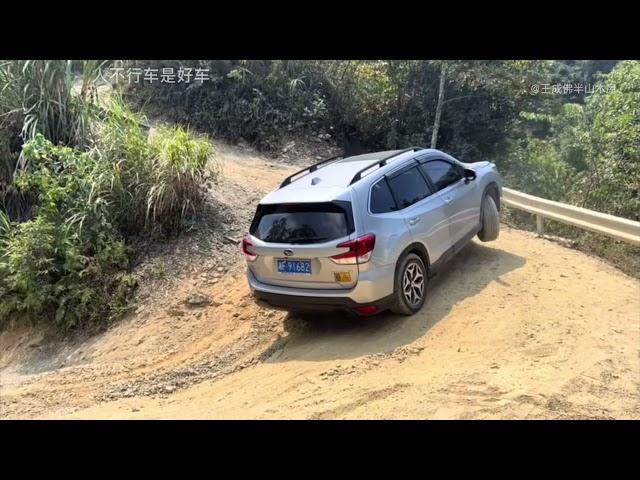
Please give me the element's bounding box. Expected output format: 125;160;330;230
1;144;639;419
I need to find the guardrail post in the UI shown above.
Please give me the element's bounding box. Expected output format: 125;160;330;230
536;215;544;235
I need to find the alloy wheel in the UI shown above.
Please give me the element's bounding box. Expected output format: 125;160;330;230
402;261;425;307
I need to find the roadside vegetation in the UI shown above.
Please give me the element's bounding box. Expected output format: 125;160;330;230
1;59;638;330
0;61;217;329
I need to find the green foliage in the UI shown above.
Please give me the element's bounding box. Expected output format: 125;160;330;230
146;125;214;231
126;60;552;161
94;97;216;235
1;131;27;219
499;61;640;277
0;101;217;328
0;60;98;149
583;61;640;219
0;60;108;221
500;61;639;221
500;137;574;201
323;61;399;148
0;59;218;329
127;60;329;151
0;136;135;327
150;258;167;279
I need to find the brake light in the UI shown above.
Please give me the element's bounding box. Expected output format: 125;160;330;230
330;233;376;264
242;235;257;262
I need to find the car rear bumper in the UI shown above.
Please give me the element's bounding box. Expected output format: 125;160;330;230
251;290;395;313
247;268;394;313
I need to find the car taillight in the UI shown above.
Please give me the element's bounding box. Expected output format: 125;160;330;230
330;233;376;264
242;235;257;262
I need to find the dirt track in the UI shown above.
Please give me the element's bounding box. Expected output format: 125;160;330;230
1;145;639;419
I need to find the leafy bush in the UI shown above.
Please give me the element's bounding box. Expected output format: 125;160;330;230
1;131;27;219
0;60;93;148
0;60;217;329
581;60;640;220
500;61;640;221
500;137;574;202
0;136;135;327
0;60;107;221
93;98;217;236
125;60;554;161
146;125;215;233
499;61;640;277
0;102;217;328
126;60;330;151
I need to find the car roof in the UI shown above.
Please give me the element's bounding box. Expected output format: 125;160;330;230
259;148;443;205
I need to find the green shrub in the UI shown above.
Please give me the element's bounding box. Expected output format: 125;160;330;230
499;61;640;222
581;60;640;220
126;60;330;151
0;60;107;221
125;60;548;159
0;60;103;150
498;61;640;277
146;125;213;233
0;105;217;328
94;98;217;236
0;136;135;327
1;131;28;219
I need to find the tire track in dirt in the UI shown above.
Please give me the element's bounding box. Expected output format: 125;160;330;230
1;143;298;418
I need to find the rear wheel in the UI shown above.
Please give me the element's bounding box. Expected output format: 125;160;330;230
478;194;500;242
391;253;427;315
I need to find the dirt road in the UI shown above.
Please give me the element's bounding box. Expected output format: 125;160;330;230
1;144;639;419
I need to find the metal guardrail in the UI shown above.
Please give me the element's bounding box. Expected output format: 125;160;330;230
502;187;640;246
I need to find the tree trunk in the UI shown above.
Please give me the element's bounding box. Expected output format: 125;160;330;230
430;64;447;148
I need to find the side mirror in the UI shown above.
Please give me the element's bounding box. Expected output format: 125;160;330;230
463;168;477;183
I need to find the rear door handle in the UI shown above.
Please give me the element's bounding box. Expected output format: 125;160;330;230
443;196;452;204
409;217;420;226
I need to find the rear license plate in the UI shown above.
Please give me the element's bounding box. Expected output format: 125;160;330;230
277;259;312;275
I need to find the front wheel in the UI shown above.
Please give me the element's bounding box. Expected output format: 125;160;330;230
477;194;500;242
390;253;427;315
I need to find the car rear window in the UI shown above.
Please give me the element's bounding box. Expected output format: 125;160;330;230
250;202;354;244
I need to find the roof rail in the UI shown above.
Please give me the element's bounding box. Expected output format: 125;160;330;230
348;147;426;185
279;153;345;188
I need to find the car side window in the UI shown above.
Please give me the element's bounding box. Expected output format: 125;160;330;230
370;179;397;213
387;166;433;210
420;160;462;192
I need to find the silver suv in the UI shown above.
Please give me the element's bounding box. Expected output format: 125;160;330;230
242;147;502;316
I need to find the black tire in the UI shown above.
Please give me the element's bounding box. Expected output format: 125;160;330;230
390;253;427;315
478;194;500;242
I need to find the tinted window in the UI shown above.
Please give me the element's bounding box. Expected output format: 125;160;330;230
250;202;352;244
420;160;462;191
387;167;432;209
370;179;397;213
